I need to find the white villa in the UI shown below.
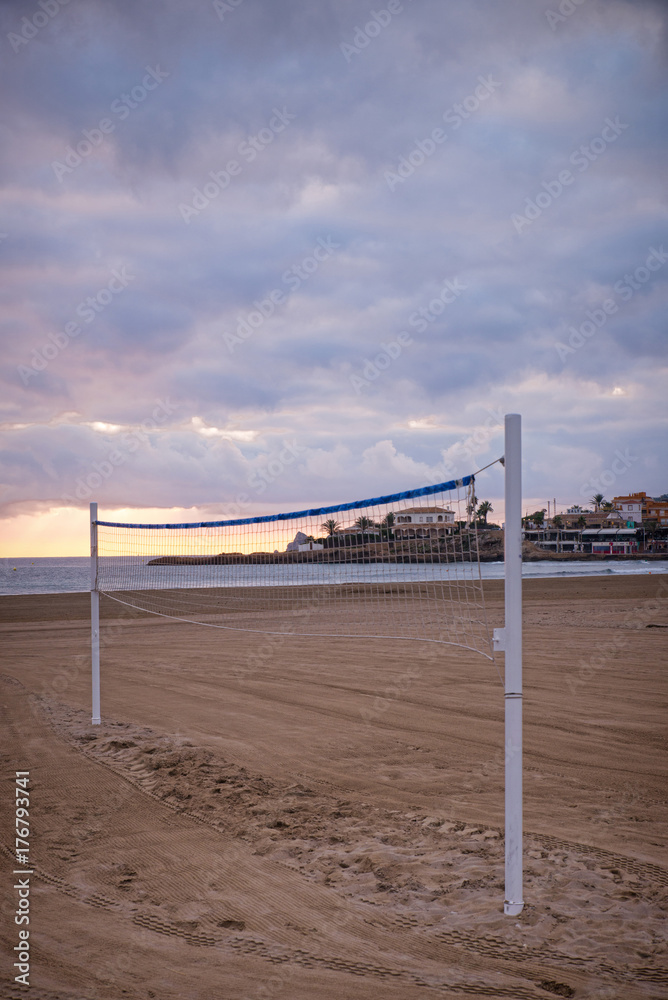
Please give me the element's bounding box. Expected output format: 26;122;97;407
393;506;455;539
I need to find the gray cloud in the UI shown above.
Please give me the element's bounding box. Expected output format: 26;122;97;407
0;0;666;526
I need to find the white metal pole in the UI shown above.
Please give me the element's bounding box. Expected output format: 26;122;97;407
504;414;523;914
90;502;101;725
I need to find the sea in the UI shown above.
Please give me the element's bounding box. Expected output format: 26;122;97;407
1;556;667;597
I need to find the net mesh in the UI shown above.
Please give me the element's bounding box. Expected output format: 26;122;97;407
96;474;495;659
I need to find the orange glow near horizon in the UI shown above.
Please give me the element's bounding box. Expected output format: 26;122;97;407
0;506;277;558
0;504;359;558
0;495;512;559
1;507;90;559
97;520;299;559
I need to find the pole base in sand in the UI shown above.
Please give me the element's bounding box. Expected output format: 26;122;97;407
504;900;524;916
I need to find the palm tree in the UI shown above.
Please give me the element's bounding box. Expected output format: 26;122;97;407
523;509;546;527
378;512;395;540
476;500;493;526
321;519;340;536
601;501;614;511
577;515;587;528
591;493;605;511
355;515;374;543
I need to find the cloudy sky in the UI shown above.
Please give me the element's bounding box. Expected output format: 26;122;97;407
1;0;666;555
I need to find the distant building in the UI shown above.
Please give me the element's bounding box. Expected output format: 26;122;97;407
611;492;646;524
581;529;639;555
604;510;625;523
523;525;583;553
337;526;381;538
644;498;668;527
610;492;668;527
522;489;668;554
287;531;309;551
555;511;612;529
288;531;325;552
394;506;455;539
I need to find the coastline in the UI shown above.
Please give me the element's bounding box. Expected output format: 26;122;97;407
146;548;668;565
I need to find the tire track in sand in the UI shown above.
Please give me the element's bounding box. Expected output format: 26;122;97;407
1;676;565;1000
29;685;668;998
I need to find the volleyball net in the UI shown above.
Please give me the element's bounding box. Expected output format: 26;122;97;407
94;471;498;658
89;414;524;915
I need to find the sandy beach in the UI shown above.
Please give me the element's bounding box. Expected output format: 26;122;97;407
1;574;667;999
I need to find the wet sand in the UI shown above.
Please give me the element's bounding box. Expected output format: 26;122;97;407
1;574;667;999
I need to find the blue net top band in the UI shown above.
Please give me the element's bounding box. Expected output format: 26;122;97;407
95;475;473;529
